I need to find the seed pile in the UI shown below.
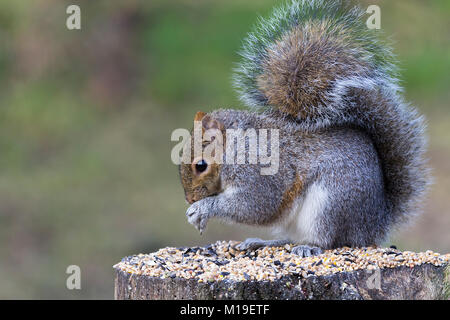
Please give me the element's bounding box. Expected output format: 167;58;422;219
114;240;450;283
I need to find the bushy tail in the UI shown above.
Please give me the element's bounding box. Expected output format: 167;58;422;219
233;0;430;225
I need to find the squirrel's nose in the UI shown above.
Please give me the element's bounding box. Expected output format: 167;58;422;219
186;195;195;204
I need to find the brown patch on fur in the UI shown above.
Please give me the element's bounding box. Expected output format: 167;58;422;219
271;173;304;223
257;21;368;119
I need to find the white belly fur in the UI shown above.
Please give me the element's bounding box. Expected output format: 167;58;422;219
271;181;329;245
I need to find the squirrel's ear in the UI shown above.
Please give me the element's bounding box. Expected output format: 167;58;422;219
193;111;224;131
194;111;206;122
202;115;224;131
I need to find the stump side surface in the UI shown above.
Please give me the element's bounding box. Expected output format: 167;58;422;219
114;263;449;300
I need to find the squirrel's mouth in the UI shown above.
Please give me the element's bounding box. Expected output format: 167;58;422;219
186;195;195;204
186;192;220;204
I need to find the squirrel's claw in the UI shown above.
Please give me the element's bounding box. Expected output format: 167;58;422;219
186;202;209;234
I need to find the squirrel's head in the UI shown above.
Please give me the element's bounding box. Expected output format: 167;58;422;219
179;111;225;204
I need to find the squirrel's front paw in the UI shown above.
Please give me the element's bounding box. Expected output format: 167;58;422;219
186;201;210;234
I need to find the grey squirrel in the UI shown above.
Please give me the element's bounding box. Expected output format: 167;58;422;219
179;0;430;257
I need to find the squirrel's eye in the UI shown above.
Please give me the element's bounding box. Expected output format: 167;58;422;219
195;160;208;173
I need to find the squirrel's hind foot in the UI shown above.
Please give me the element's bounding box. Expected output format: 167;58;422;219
291;245;323;258
235;239;323;258
234;238;291;251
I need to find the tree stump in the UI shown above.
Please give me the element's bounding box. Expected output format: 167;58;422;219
113;241;450;300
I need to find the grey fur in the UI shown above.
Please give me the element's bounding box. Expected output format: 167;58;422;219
187;110;396;248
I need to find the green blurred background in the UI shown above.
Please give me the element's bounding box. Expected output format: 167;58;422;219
0;0;448;299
